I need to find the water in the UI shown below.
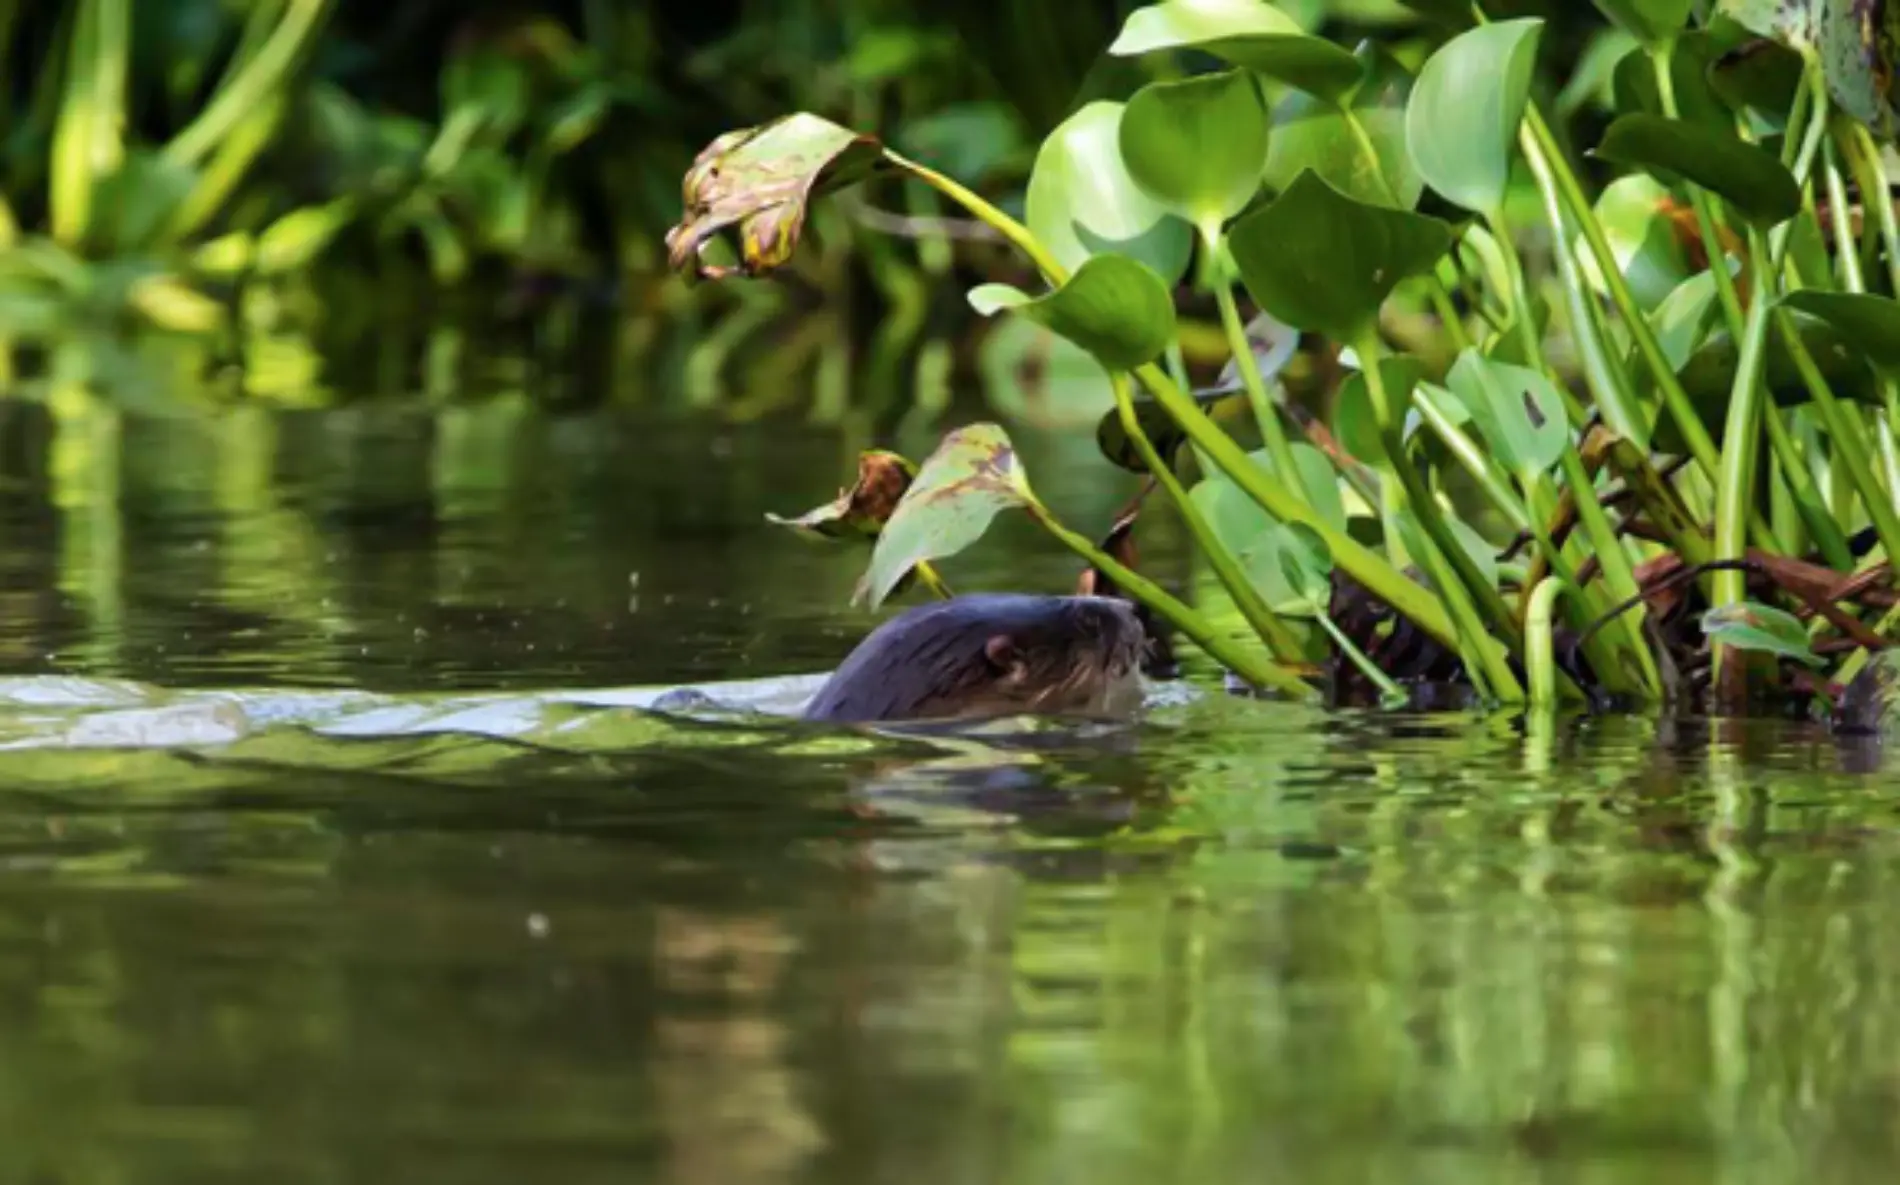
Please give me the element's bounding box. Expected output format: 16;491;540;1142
1;397;1898;1184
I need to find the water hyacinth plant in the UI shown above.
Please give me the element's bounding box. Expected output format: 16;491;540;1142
668;0;1900;719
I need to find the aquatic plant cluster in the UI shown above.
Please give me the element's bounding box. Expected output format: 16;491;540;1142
669;0;1900;718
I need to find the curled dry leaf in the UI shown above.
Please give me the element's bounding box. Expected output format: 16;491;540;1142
665;114;886;279
765;450;918;540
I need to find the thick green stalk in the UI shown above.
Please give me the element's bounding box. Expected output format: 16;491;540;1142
1110;373;1309;663
1134;359;1462;651
1848;123;1900;294
1025;501;1316;700
164;0;331;167
1357;329;1525;698
1761;400;1852;568
1209;247;1302;482
1711;231;1775;615
49;0;128;248
888;151;1069;284
1525;576;1568;708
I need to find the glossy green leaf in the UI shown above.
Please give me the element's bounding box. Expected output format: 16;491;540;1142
1593;0;1694;46
1779;291;1900;374
857;423;1035;609
1593;113;1799;227
1228;170;1454;340
1442;349;1570;478
1580;173;1695;313
1701;600;1824;668
1335;357;1425;465
1025;101;1192;283
1715;0;1898;133
967;254;1177;371
665;114;885;279
1108;0;1366;100
1119;70;1270;235
1404;18;1544;217
1264;43;1422;209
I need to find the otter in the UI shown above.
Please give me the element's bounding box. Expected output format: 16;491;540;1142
801;594;1150;724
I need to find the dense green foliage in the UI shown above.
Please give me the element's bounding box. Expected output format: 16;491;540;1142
677;0;1900;718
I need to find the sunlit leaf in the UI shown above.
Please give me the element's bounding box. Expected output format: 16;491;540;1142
1109;0;1366;100
1264;42;1422;209
1647;270;1723;370
1441;349;1571;477
1118;69;1270;235
967;255;1176;371
126;274;224;334
1702;600;1824;667
1025;101;1192;282
255;199;356;275
1593;114;1800;227
766;450;919;540
857;423;1036;609
1404;18;1543;217
665;114;886;279
1228;170;1454;340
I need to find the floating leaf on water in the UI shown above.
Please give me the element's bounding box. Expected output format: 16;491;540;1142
1108;0;1366;100
1593;113;1800;227
1715;0;1899;133
1264;42;1423;209
856;424;1036;609
1442;349;1572;477
1778;290;1900;374
1228;170;1454;340
766;450;919;540
1702;600;1825;668
1025;101;1192;283
967;254;1177;371
1118;69;1270;236
665;114;886;279
1404;18;1544;217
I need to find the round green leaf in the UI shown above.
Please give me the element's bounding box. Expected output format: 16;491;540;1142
1593;113;1799;228
1108;0;1366;100
1264;43;1422;209
1442;349;1571;478
1228;170;1455;341
856;423;1035;609
967;254;1177;371
1778;291;1900;374
1026;101;1193;282
1118;70;1270;236
1404;18;1544;217
1579;174;1695;313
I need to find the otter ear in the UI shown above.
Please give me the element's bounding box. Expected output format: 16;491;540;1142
983;634;1020;672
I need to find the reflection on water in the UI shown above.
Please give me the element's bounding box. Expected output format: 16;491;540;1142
1;399;1899;1183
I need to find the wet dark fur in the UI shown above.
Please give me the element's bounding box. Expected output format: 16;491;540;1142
803;594;1148;724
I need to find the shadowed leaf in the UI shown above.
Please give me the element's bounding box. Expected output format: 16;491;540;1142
1026;101;1192;282
665;114;885;279
1108;0;1366;100
1702;600;1824;668
968;254;1177;370
1265;42;1422;209
857;424;1036;609
1654;311;1880;451
1095;309;1299;472
1336;357;1425;464
1594;113;1799;227
766;450;918;540
1779;290;1900;373
1229;170;1454;340
1593;0;1694;45
1405;18;1544;217
1708;35;1805;125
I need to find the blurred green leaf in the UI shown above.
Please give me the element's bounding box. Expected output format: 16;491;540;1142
1405;17;1543;217
1109;0;1366;99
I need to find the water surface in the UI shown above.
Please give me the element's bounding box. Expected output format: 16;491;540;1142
0;398;1897;1185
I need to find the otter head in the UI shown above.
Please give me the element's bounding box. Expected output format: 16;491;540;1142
802;593;1149;724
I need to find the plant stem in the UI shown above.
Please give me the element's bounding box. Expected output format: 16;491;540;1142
886;150;1069;285
1525;575;1568;707
1110;372;1309;663
1133;359;1463;651
1412;384;1532;533
1210;244;1302;481
1357;329;1525;698
164;0;331;167
1025;500;1316;700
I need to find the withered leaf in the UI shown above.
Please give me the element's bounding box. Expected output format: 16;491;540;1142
765;450;918;540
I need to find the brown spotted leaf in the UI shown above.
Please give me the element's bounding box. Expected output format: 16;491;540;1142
665;114;886;279
856;423;1036;609
765;450;918;540
1715;1;1900;134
